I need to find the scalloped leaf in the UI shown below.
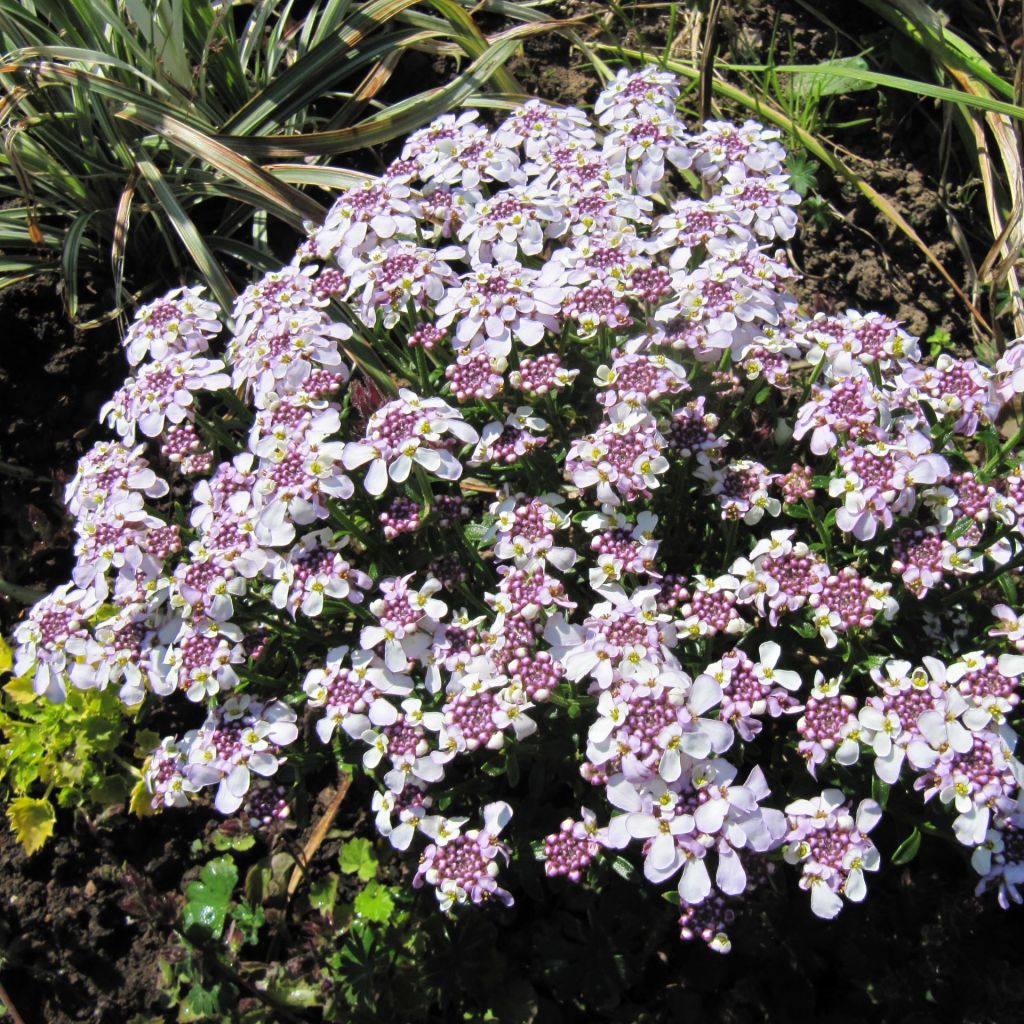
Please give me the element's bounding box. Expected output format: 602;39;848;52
183;856;238;939
7;796;56;854
3;671;36;705
353;880;395;923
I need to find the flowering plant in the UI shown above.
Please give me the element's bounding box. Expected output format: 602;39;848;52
14;66;1024;952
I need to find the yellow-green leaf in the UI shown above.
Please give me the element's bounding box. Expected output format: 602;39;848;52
129;774;156;817
0;637;12;674
7;796;57;854
3;671;37;705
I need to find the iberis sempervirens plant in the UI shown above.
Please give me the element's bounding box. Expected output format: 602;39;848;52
15;66;1024;951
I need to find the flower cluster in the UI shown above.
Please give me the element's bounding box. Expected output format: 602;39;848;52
14;70;1024;949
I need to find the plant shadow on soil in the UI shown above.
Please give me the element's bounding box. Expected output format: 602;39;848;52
2;1;1024;1021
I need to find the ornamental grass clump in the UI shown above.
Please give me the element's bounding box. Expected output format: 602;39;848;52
14;67;1024;951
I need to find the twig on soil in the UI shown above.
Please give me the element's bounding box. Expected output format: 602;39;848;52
0;979;27;1024
286;773;353;898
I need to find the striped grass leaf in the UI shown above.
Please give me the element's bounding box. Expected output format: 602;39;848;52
133;156;236;313
116;105;327;227
221;31;533;158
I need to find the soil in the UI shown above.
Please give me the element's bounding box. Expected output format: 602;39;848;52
0;809;197;1024
0;278;124;637
3;2;1024;1022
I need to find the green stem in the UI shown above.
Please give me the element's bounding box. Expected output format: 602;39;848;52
982;423;1024;477
803;498;834;563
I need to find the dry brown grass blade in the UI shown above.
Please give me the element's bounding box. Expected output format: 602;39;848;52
111;168;138;325
286;773;353;898
0;981;27;1024
947;65;1024;340
978;204;1024;336
2;121;44;245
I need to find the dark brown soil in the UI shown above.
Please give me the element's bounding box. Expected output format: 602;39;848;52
0;808;202;1024
0;277;123;637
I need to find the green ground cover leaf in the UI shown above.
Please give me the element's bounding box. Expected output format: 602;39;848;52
184;856;238;939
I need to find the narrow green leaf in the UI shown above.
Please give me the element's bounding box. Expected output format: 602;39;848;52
871;776;891;810
0;60;216;129
611;855;638;882
891;827;922;866
117;105;326;227
948;516;976;542
420;0;522;95
860;0;1015;101
225;0;424;135
721;61;1024;123
133;157;235;312
264;165;377;193
61;210;99;321
0;44;174;95
219;33;528;158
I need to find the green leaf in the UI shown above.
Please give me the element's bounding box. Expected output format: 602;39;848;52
3;671;37;704
353;880;395;923
183;856;238;939
117;105;326;228
0;636;14;675
181;981;227;1022
786;154;819;196
611;855;638;883
339;837;378;881
7;796;56;854
410;465;433;519
244;861;272;906
132;157;236;313
212;827;256;852
891;827;922;866
721;60;1024;122
871;776;891;810
948;516;975;542
128;777;156;818
227;0;417;132
786;56;874;97
310;873;340;914
267;978;321;1009
231;900;265;945
505;750;520;788
264;163;376;191
859;0;1015;101
221;33;530;158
